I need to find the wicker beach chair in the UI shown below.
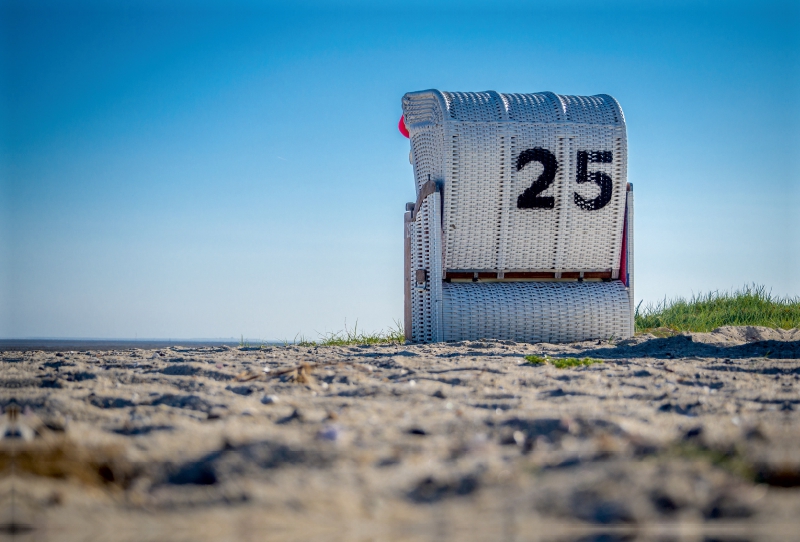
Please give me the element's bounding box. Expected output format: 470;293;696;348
401;90;634;343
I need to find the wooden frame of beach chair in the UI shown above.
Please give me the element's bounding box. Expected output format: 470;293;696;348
402;90;634;343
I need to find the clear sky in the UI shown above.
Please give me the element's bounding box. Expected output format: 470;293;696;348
1;0;798;340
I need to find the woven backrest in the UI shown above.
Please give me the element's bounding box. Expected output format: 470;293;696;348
402;90;627;275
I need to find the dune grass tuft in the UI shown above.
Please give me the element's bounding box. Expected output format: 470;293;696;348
295;320;405;347
635;284;800;334
524;355;604;369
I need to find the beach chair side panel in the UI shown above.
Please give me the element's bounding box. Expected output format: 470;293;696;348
409;192;443;343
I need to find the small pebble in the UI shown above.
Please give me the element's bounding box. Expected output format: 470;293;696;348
261;395;279;404
317;424;340;442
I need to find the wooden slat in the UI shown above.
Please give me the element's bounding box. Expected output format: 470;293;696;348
444;270;614;281
404;211;412;341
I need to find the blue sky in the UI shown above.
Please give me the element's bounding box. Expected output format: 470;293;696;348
1;0;798;340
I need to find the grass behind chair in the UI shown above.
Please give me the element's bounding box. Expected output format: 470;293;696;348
635;284;800;333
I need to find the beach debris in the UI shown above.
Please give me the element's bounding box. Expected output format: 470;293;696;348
1;404;37;442
294;363;314;385
276;362;316;385
0;406;133;489
235;369;260;382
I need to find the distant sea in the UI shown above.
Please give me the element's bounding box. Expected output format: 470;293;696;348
0;339;284;352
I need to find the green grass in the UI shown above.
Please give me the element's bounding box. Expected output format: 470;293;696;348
667;443;755;482
635;284;800;334
293;319;405;347
236;335;272;349
524;355;604;369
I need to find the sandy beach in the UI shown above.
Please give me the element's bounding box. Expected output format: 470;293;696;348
2;326;799;541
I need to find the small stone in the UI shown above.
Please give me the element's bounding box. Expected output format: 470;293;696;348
207;407;226;420
317;424;340;441
261;395;279;404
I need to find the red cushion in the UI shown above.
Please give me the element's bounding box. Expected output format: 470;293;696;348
398;115;409;138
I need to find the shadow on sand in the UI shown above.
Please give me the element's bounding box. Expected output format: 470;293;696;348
577;335;800;362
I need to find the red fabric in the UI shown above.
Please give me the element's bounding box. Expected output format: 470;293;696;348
619;202;628;286
398;115;409;138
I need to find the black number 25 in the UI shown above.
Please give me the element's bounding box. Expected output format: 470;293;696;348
516;148;613;211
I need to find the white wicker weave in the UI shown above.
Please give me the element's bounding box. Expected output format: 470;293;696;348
402;90;634;343
408;191;443;343
442;281;630;343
